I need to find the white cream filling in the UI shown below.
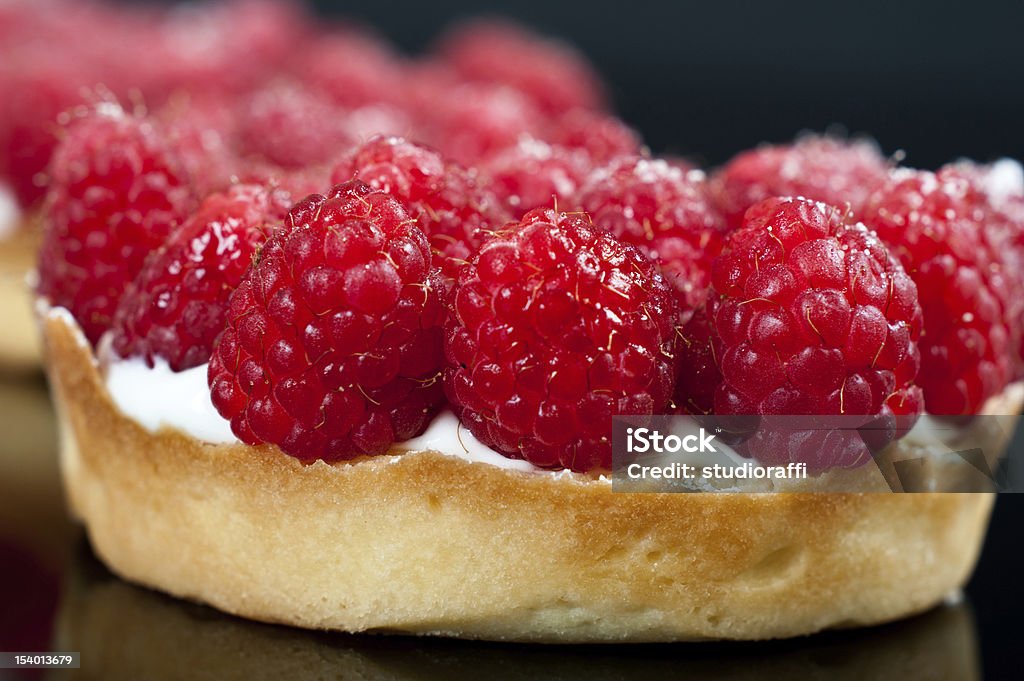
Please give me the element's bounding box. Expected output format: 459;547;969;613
103;354;237;445
397;410;539;471
0;183;20;240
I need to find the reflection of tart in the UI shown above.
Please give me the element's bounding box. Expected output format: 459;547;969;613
58;542;980;681
43;308;1014;642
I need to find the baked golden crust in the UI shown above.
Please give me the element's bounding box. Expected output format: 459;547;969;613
0;222;41;371
43;310;1011;642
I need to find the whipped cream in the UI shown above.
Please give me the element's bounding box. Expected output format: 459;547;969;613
0;183;20;240
103;354;238;444
398;410;539;472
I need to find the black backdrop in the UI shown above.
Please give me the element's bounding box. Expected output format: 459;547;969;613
123;0;1024;676
310;0;1024;168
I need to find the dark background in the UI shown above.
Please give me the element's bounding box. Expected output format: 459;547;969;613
311;0;1024;169
307;0;1024;677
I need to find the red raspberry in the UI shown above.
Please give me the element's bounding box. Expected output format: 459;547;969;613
38;102;195;345
944;159;1024;374
711;135;891;229
236;81;355;169
580;157;726;311
329;136;509;284
208;181;446;462
544;110;643;163
111;184;294;372
984;161;1024;370
154;94;242;196
436;20;606;115
0;48;96;207
708;197;923;434
419;81;544;167
443;208;681;472
861;167;1014;414
482;137;591;217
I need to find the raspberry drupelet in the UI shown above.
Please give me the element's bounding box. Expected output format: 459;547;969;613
443;207;682;472
700;198;924;464
580;157;727;313
710;135;891;229
860;166;1015;414
111;183;294;372
38;101;196;345
330;136;509;284
208;180;447;462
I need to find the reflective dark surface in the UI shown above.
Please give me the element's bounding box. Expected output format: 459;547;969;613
0;372;1019;679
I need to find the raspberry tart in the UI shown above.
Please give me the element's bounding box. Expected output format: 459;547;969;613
22;0;1024;644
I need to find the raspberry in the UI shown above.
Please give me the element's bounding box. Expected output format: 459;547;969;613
861;167;1014;414
208;181;446;462
711;135;891;229
237;81;354;169
0;48;96;207
420;82;544;167
706;198;923;464
111;184;294;372
154;94;242;196
443;208;681;472
545;109;643;163
947;159;1024;374
329;136;509;284
482;137;591;217
580;157;726;311
436;20;606;115
38;102;195;345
